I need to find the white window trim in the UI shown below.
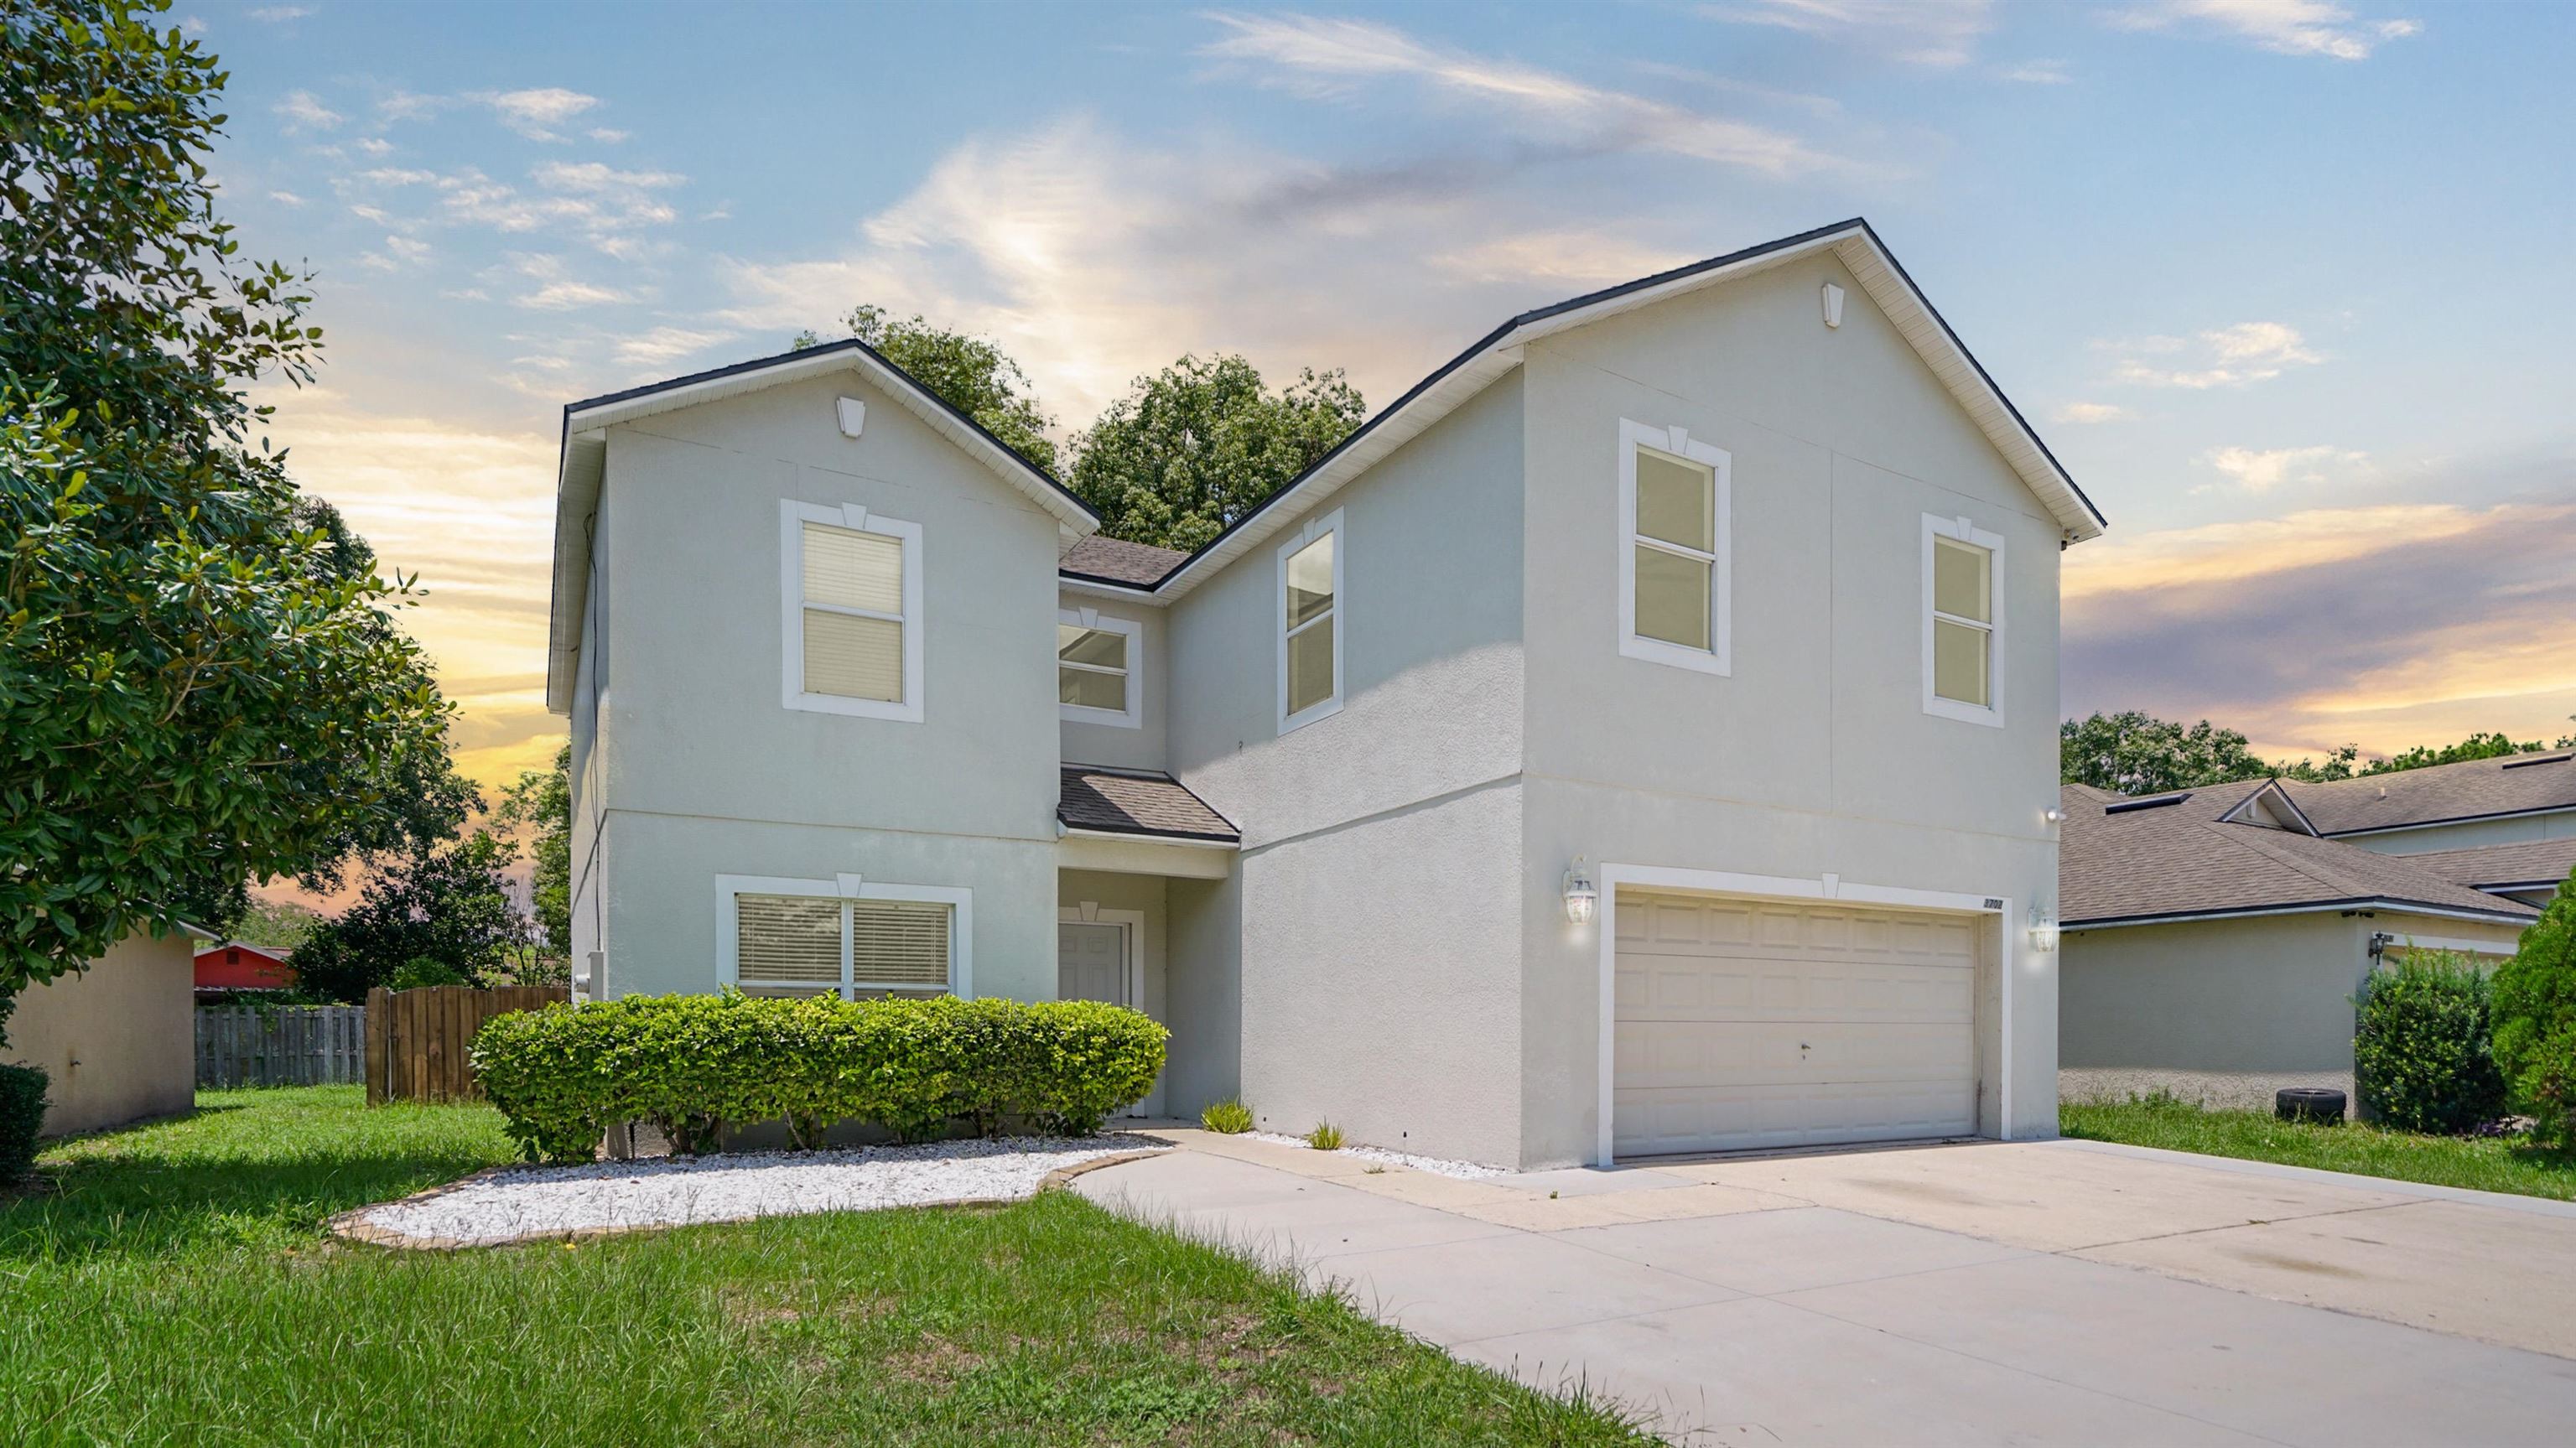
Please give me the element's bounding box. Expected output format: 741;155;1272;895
714;873;972;999
1921;512;2006;728
1056;607;1142;729
780;499;925;723
1617;419;1732;677
1275;507;1345;734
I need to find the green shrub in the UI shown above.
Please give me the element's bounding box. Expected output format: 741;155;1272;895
2494;872;2576;1141
0;1063;46;1184
2354;952;2506;1134
1305;1120;1344;1151
472;991;1168;1164
1200;1097;1254;1134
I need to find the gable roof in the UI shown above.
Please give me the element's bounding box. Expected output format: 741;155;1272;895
1135;217;2106;604
2402;838;2576;894
2060;781;2540;929
546;338;1099;714
1059;765;1239;844
2282;750;2576;837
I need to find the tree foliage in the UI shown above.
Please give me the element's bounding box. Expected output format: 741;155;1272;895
1070;355;1366;553
498;743;570;956
2493;871;2576;1143
226;896;322;953
794;305;1058;473
0;0;459;1039
2061;712;2573;795
285;831;533;1003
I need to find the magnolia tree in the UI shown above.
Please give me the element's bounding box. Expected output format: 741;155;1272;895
0;1;458;1042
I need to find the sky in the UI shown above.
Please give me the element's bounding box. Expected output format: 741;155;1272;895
184;0;2574;792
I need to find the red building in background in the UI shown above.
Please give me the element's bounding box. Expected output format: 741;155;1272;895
195;941;295;993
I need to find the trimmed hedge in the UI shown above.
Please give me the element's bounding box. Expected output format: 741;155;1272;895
0;1063;48;1185
472;992;1168;1164
2495;872;2576;1144
2354;952;2506;1134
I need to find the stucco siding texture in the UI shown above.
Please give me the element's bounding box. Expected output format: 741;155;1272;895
1510;253;2063;1162
1161;872;1243;1117
5;931;194;1136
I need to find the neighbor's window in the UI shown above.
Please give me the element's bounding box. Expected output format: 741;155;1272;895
1922;515;2005;726
1057;611;1140;727
782;501;922;721
1618;420;1731;675
1278;510;1343;729
724;876;968;999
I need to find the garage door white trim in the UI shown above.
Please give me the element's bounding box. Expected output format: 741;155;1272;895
1593;864;2013;1165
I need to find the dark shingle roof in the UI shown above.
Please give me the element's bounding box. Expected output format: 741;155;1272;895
2283;750;2576;836
1061;536;1187;588
1060;766;1238;843
2060;781;2538;927
2400;838;2576;892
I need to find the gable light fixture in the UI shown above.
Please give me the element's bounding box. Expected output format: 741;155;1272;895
2028;904;2059;953
1563;857;1598;926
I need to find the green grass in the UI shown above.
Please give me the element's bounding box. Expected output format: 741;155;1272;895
2061;1094;2576;1201
1;1087;1652;1446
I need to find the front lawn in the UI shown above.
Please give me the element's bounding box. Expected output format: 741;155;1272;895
2061;1095;2576;1202
2;1087;1651;1446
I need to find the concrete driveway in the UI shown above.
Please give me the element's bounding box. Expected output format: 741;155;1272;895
1074;1132;2576;1445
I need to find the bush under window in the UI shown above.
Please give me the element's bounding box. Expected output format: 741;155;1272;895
2354;952;2506;1134
0;1063;46;1184
473;992;1167;1164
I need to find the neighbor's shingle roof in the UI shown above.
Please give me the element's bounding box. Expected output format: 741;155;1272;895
2400;838;2576;892
1060;536;1188;588
2059;781;2538;927
2282;750;2576;836
1059;766;1238;843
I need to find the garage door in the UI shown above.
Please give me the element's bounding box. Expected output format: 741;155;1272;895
1614;890;1981;1158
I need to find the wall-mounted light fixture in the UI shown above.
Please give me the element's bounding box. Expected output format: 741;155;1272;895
2043;807;2065;826
1563;856;1598;926
2028;904;2059;953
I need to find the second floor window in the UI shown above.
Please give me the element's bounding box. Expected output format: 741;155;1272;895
1278;509;1343;731
1618;420;1732;676
1058;610;1140;727
782;500;922;722
1923;514;2005;727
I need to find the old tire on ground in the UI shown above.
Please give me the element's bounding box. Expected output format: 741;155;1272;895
2277;1087;2346;1124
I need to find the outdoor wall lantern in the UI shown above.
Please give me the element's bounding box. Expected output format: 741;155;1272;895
2028;904;2059;953
2042;806;2066;826
1563;857;1598;925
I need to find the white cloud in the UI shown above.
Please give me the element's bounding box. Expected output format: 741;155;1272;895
507;253;630;310
1430;230;1696;286
2111;320;2323;388
1998;59;2072;84
356;138;393;157
479;87;602;142
1701;0;1995;67
587;127;630;144
178;14;206;34
532;161;683;193
268;189;305;206
359;167;439;186
274;90;342;132
2053;402;2133;423
1201;13;1834;176
247;5;313;19
613;326;738;366
383;235;433;263
2202;443;2366;490
2110;1;2419;61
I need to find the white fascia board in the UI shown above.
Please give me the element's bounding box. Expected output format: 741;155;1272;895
2066;899;2540;932
1058;576;1168;606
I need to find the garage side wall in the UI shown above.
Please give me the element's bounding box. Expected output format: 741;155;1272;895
4;930;195;1136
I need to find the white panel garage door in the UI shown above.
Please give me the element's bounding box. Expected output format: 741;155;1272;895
1614;891;1981;1158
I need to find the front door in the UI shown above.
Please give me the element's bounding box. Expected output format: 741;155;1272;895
1057;921;1129;1007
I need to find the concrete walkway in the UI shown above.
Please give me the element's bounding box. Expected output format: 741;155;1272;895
1074;1131;2576;1445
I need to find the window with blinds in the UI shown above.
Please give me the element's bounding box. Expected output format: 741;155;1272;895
801;522;906;703
730;891;955;999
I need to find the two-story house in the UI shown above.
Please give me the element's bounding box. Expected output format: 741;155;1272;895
546;218;2107;1170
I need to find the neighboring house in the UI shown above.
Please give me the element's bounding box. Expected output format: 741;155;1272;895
546;218;2105;1169
3;928;196;1136
2058;778;2545;1112
194;940;296;994
2280;749;2576;909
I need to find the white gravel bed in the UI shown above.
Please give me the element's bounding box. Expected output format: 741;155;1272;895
1243;1131;1504;1180
359;1134;1170;1247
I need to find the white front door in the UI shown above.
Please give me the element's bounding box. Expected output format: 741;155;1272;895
1613;891;1981;1157
1057;921;1129;1007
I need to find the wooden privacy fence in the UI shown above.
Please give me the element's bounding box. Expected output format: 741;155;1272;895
366;984;570;1104
196;1005;368;1088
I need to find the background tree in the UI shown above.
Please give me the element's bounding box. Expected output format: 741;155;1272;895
498;743;571;957
286;831;533;1002
2363;726;2576;776
226;898;323;953
0;0;458;1042
794;305;1058;473
2059;711;2569;795
2491;870;2576;1145
1069;356;1366;553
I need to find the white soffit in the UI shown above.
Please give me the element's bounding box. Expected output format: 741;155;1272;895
1150;219;2105;604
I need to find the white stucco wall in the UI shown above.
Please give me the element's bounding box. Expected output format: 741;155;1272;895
1512;253;2065;1163
578;371;1067;1001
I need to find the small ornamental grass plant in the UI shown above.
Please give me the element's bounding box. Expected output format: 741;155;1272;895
1304;1120;1344;1151
1198;1098;1254;1134
472;992;1168;1163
